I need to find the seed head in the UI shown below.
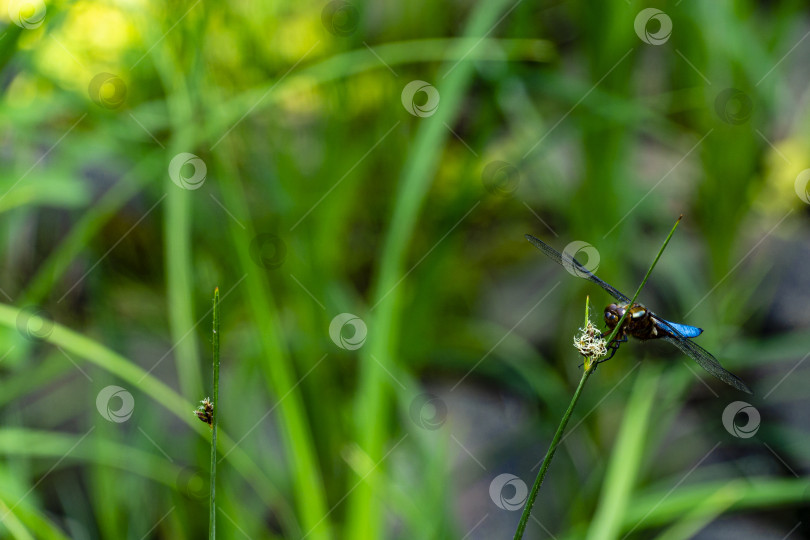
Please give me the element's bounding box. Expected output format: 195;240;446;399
194;397;214;427
573;319;608;359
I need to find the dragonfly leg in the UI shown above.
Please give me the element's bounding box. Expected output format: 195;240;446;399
597;334;627;365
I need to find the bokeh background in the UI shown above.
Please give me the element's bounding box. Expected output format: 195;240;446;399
0;0;809;538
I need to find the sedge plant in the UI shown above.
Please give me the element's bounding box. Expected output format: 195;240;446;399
194;287;220;539
513;216;683;540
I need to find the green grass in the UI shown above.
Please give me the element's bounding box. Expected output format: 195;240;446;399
348;1;518;536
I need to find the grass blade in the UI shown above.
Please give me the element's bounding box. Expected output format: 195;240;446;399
584;364;660;540
210;287;220;539
347;1;516;536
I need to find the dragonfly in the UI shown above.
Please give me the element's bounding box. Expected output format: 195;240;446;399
525;234;752;394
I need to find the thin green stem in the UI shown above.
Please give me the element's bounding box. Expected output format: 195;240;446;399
514;215;683;540
585;295;590;326
602;215;682;347
210;287;220;540
513;364;594;540
212;151;330;539
0;301;295;531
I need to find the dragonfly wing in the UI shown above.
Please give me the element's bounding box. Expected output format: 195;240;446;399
525;234;632;303
660;319;703;338
654;317;752;394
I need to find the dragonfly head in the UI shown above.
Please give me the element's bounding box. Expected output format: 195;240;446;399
604;303;625;329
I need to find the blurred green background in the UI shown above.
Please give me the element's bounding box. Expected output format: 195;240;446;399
0;0;809;538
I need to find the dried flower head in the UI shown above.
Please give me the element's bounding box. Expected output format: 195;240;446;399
573;319;608;360
194;397;213;427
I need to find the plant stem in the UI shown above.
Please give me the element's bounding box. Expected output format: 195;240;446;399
210;287;220;540
513;364;594;539
602;215;683;347
514;215;683;540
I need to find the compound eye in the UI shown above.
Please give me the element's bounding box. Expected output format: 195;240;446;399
605;311;617;322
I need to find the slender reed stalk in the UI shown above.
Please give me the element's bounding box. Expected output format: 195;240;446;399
513;216;682;540
513;350;594;539
210;287;220;540
602;215;682;347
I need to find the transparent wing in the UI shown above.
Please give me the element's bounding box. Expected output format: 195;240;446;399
653;316;752;394
660;319;703;338
525;234;631;303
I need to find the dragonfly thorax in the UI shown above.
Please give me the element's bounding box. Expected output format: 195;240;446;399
604;303;658;340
